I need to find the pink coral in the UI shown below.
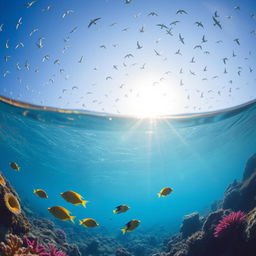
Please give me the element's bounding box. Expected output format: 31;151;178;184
25;238;47;255
47;244;66;256
214;211;246;238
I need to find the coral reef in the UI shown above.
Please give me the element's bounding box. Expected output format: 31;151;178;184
157;154;256;256
1;234;67;256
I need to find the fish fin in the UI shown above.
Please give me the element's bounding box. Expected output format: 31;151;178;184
70;215;76;223
113;210;117;214
157;193;161;197
82;200;88;208
121;228;127;235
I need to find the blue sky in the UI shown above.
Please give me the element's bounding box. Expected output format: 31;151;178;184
0;0;255;116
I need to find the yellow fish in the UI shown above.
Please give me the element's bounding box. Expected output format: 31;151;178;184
60;191;88;207
33;189;48;198
121;219;140;234
157;187;173;197
48;206;75;223
113;205;130;214
10;162;20;171
79;218;99;228
0;173;6;186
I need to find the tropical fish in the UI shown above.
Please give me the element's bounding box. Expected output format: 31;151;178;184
33;189;48;198
60;191;88;207
121;219;140;234
79;218;99;228
10;162;20;171
113;205;130;214
157;187;173;197
48;206;75;223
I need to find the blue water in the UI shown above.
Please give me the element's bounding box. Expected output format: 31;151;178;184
0;97;256;238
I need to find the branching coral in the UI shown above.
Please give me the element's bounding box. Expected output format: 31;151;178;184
0;234;31;256
24;238;47;255
47;244;66;256
214;211;246;238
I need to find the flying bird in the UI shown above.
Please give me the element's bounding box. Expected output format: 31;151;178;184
194;45;202;50
212;16;222;29
157;24;168;29
222;57;228;64
70;27;78;34
170;21;180;26
4;56;11;62
24;0;37;8
194;21;204;28
5;40;9;48
148;12;158;16
16;17;22;30
62;10;74;18
124;54;133;58
214;11;219;18
15;42;25;49
78;56;84;63
202;35;207;43
137;41;143;49
29;28;38;36
140;26;145;33
166;28;173;36
42;5;53;11
179;33;185;44
175;49;182;55
176;9;188;14
0;24;4;32
88;18;101;28
234;38;240;45
154;49;161;56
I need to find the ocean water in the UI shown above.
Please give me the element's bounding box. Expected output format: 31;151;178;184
0;96;256;239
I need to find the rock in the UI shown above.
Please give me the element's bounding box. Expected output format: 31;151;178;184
223;172;256;212
203;209;231;236
245;207;256;251
180;212;201;239
115;248;133;256
243;153;256;181
0;173;31;241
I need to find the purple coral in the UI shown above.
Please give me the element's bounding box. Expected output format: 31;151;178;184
55;229;67;240
214;211;246;238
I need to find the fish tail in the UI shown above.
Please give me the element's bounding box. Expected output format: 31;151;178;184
33;190;36;193
79;220;83;225
113;210;117;214
157;193;161;197
82;200;88;208
70;215;76;223
121;228;127;235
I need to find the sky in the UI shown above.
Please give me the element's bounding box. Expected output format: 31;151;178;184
0;0;255;116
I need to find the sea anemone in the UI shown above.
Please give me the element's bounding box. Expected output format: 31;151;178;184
0;173;6;186
4;193;21;215
214;211;246;238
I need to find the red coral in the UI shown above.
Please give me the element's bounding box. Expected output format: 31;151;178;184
214;211;246;238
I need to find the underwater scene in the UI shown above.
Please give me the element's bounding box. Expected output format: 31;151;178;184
0;0;256;255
